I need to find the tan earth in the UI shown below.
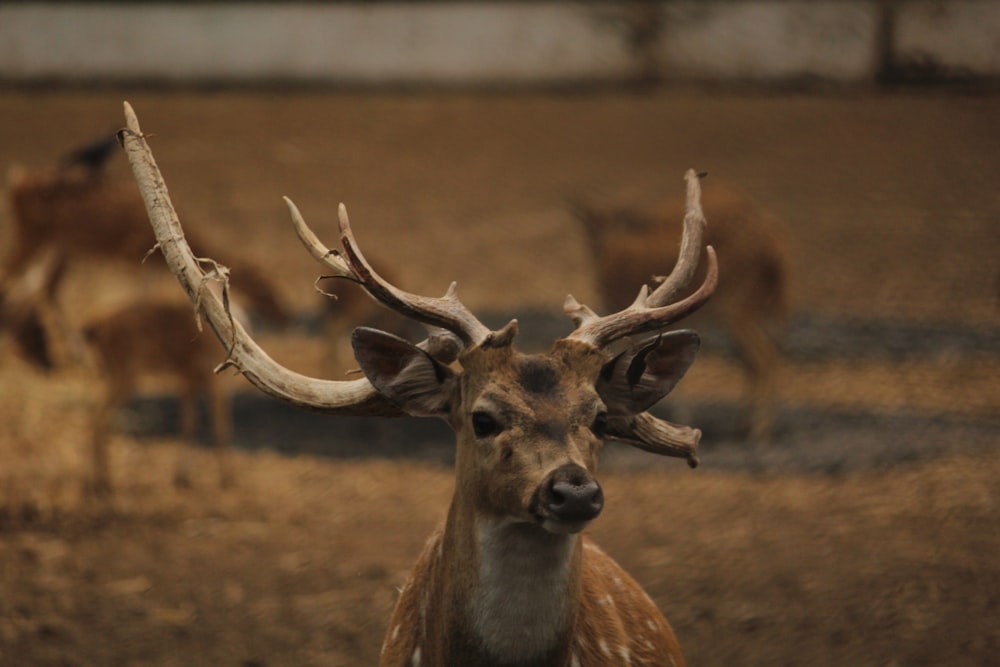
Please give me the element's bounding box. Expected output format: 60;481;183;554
1;89;998;666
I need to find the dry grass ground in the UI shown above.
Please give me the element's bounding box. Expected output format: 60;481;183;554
1;437;997;666
1;89;998;665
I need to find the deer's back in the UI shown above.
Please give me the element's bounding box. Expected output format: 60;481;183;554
83;302;219;386
578;184;788;324
8;168;156;260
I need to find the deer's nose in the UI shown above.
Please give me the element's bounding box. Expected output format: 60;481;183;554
535;463;604;527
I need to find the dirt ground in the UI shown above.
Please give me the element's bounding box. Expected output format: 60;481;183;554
1;89;999;666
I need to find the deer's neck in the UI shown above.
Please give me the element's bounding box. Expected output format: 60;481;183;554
439;503;582;665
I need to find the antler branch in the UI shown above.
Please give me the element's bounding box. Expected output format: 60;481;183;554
564;169;718;349
646;169;709;306
119;101;402;417
285;195;494;350
606;413;701;468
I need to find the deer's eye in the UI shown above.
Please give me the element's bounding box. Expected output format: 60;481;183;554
590;412;608;438
472;411;502;438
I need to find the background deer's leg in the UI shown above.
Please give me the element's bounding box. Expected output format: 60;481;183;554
1;251;62;369
0;242;35;298
89;377;127;497
172;384;200;488
322;315;355;378
728;312;779;444
207;378;234;488
20;250;89;368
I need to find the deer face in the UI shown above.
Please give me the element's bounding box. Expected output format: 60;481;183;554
352;328;700;536
456;344;609;534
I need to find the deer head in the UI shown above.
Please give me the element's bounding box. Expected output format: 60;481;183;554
120;101;716;666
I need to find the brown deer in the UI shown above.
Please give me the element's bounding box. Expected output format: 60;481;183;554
571;182;788;441
82;299;234;494
1;160;290;363
122;103;717;666
0;248;234;495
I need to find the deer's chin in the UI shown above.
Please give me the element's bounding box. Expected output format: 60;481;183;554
539;517;590;535
529;503;595;535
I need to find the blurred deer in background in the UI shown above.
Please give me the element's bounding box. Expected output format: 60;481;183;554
571;181;788;441
82;300;235;495
1;136;289;365
123;103;718;666
0;250;234;495
0;134;249;494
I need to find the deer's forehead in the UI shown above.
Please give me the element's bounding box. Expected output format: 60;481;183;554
465;352;603;421
467;351;596;393
514;356;566;395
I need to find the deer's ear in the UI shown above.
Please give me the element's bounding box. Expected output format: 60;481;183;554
596;330;700;416
352;327;457;417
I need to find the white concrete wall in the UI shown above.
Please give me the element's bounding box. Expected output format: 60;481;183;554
895;1;1000;76
0;1;996;86
652;2;879;82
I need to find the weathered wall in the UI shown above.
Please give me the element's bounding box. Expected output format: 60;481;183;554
0;1;997;85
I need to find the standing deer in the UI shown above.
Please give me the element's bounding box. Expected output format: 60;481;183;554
571;182;788;441
121;103;717;666
82;300;234;494
0;250;234;494
2;159;290;363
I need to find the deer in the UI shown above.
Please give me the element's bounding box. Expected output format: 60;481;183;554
81;299;235;494
120;102;718;666
570;182;788;442
0;250;234;495
1;156;290;366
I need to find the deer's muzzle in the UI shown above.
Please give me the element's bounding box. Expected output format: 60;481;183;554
530;463;604;534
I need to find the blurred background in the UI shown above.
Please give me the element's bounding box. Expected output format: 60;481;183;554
1;2;998;665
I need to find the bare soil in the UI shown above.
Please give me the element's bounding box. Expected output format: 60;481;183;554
1;89;999;666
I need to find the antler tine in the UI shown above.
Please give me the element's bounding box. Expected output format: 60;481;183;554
606;412;701;468
647;169;707;306
120;101;402;417
565;169;718;349
286;194;494;350
285;196;355;279
336;203;494;349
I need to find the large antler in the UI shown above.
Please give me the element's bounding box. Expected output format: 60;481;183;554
562;169;718;465
563;169;718;349
120;102;404;416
